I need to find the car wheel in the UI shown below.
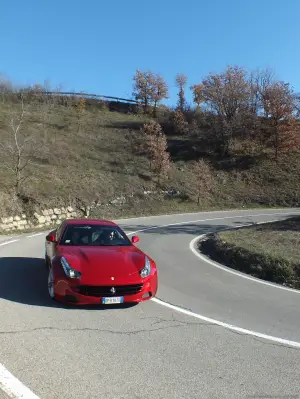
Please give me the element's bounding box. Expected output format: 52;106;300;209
48;267;55;300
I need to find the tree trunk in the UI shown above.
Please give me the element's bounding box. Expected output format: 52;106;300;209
273;121;279;161
153;100;157;117
179;89;185;113
144;98;148;114
15;153;21;195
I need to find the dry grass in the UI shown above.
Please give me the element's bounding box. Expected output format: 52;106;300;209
200;217;300;288
0;100;153;213
1;98;300;218
219;217;300;264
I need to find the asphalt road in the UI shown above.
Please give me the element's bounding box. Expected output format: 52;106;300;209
1;209;300;399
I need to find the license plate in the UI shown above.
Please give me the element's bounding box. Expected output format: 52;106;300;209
102;297;124;305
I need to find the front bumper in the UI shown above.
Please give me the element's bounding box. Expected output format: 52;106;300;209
53;274;158;305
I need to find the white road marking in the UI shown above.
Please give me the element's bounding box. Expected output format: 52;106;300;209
26;233;43;238
0;363;39;399
0;240;19;247
151;298;300;348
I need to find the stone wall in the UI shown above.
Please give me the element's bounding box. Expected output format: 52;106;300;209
0;190;181;233
0;206;77;233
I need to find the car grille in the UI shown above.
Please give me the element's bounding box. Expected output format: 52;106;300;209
78;284;143;297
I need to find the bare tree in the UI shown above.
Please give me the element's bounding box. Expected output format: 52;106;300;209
0;95;47;196
190;159;214;204
191;66;249;123
152;134;171;183
191;83;203;107
172;109;189;135
253;68;275;117
175;73;188;112
132;70;168;115
0;73;13;104
191;66;250;155
74;96;86;132
295;95;300;119
276;118;300;155
141;121;171;183
247;71;260;116
133;69;156;113
141;121;162;169
153;74;168;116
260;81;296;158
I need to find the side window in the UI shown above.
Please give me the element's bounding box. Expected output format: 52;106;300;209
91;229;103;243
56;222;65;242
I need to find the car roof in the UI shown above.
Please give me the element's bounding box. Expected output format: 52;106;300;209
64;219;117;226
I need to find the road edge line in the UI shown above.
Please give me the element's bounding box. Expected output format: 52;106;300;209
0;363;40;399
151;297;300;348
0;240;19;247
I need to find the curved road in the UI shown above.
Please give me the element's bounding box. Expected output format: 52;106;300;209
1;209;300;399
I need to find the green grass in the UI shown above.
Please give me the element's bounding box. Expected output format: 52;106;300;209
200;217;300;289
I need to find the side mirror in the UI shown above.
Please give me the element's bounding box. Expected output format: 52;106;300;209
46;233;56;243
131;236;140;244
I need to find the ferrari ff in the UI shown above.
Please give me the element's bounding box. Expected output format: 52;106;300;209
45;219;158;305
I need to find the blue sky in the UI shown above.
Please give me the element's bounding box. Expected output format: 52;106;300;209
1;0;300;105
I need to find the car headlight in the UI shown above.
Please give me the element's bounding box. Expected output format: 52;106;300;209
61;257;81;279
140;256;151;278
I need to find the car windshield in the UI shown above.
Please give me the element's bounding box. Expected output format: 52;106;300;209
59;224;132;247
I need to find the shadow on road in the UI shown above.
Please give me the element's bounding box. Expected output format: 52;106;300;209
120;214;300;237
122;223;229;236
0;257;137;310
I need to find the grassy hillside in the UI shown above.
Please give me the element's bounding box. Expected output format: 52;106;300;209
0;96;300;219
200;216;300;288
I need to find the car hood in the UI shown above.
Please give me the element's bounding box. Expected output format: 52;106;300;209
59;245;146;284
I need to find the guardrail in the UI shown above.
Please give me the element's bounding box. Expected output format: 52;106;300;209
40;91;139;104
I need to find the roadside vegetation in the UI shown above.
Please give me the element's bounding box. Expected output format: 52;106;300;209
0;66;300;221
199;216;300;289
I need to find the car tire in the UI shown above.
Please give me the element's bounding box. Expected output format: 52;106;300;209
48;267;55;300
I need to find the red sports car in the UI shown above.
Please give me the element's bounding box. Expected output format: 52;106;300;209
45;219;158;305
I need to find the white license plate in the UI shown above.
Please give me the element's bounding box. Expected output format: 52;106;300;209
102;297;124;305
